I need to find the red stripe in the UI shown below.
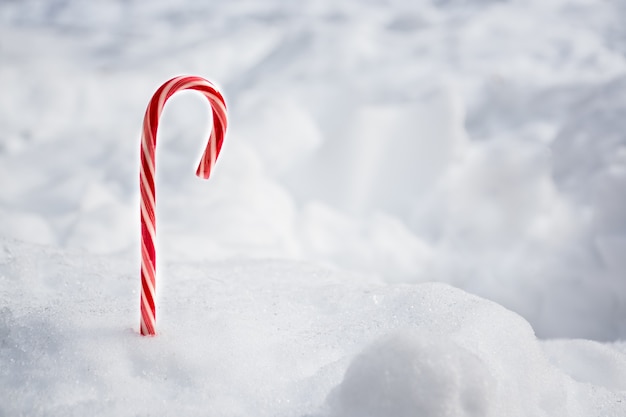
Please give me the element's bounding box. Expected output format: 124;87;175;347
213;110;225;152
141;224;156;262
140;187;156;223
140;154;155;197
141;306;155;336
141;272;156;312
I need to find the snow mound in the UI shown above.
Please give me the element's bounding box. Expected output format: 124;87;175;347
1;238;625;416
325;332;494;417
321;281;626;417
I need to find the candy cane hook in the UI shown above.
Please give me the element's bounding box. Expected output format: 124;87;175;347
139;76;228;336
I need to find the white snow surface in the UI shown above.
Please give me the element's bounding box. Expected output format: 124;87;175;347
1;0;626;415
1;238;625;416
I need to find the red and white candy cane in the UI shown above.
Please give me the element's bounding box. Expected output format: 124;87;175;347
139;75;228;336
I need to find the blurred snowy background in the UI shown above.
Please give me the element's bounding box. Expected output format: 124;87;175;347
2;0;624;340
1;0;626;415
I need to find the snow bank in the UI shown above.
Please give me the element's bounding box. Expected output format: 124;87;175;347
321;282;626;417
1;238;625;416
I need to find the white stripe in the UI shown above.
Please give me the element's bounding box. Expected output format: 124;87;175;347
141;242;156;279
197;156;205;178
140;170;156;215
141;251;156;290
141;253;156;300
141;293;155;325
157;78;179;114
144;102;154;142
209;99;228;130
172;79;209;97
140;319;148;335
203;91;227;114
209;131;217;171
141;280;156;312
141;137;156;181
140;197;157;240
141;110;157;180
154;77;211;130
141;286;155;313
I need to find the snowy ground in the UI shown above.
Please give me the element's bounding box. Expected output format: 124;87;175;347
1;0;626;415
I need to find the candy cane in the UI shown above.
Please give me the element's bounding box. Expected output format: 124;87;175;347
139;76;228;336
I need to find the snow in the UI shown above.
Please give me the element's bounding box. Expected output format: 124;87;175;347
1;0;626;415
2;238;625;416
